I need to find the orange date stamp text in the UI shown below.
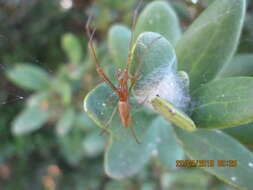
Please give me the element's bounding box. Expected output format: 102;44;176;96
176;160;237;167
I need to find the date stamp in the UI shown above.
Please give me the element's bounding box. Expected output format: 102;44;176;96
176;160;237;167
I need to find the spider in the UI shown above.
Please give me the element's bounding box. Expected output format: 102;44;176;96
85;1;160;143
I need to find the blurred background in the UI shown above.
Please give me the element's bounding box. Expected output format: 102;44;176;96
0;0;253;189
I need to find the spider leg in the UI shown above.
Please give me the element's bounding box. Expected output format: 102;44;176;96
127;0;144;70
86;16;118;93
99;105;118;136
129;74;142;92
131;95;149;110
129;36;163;91
130;125;141;144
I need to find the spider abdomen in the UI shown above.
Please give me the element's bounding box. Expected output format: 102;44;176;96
118;101;130;127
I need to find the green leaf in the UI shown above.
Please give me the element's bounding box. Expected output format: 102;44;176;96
104;181;130;190
66;63;86;80
108;25;131;68
176;0;246;91
104;118;160;179
217;54;253;78
56;108;75;136
161;169;210;189
134;1;181;45
170;1;191;22
123;32;192;130
82;131;105;157
51;79;72;105
153;117;184;169
191;77;253;129
140;183;156;190
27;91;50;107
84;82;161;179
202;0;216;7
6;64;51;91
174;128;253;190
83;83;156;139
223;123;253;145
83;83;118;132
75;112;96;131
12;106;50;135
151;97;196;131
131;32;177;89
62;33;82;63
58;126;85;166
102;0;135;10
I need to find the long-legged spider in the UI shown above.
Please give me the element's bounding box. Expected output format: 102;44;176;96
85;2;144;143
85;1;162;143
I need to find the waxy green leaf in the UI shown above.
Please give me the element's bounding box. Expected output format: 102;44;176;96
82;131;105;157
84;83;158;178
175;128;253;190
176;0;246;91
131;32;177;89
83;83;156;138
105;118;160;179
58;126;85;166
134;1;181;45
191;77;253;129
62;33;83;63
223;123;253;145
27;91;50;107
162;169;210;189
130;32;191;119
104;181;130;190
56;108;75;136
108;25;131;68
12;106;50;135
153;117;184;169
7;64;51;91
51;79;72;105
83;83;117;132
217;54;253;78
